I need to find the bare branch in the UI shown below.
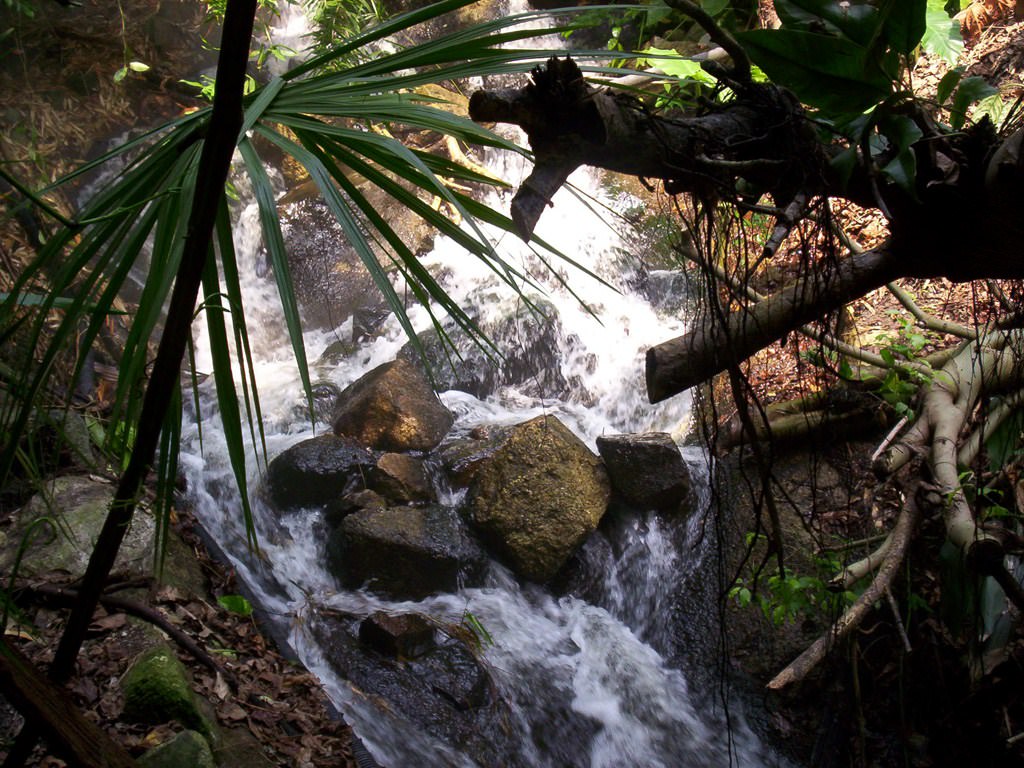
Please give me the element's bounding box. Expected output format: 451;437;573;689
768;486;920;689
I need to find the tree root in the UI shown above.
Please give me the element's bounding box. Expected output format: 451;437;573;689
768;486;920;689
16;583;237;689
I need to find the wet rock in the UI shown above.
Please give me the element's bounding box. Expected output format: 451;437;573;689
138;729;214;768
332;358;454;451
359;611;436;659
596;432;690;510
278;199;389;334
438;425;514;485
312;615;514;767
324;488;388;528
121;644;213;737
0;475;154;580
265;434;374;512
367;452;434;503
399;299;569;400
466;415;611;582
39;408;97;469
327;504;487;599
415;643;490;711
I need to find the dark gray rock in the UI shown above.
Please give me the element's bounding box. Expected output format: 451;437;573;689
367;452;434;504
596;432;690;510
0;476;153;581
466;415;610;583
327;504;487;599
278;199;390;334
265;434;374;511
324;488;388;528
332;358;454;452
359;611;436;659
312;613;537;768
414;643;490;711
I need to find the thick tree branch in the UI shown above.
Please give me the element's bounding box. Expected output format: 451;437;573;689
646;246;902;402
469;57;820;239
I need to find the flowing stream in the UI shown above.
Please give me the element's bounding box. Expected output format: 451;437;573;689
176;10;789;765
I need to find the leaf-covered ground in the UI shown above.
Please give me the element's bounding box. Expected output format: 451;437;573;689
0;508;357;767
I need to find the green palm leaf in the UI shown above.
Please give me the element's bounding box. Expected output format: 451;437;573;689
1;0;624;553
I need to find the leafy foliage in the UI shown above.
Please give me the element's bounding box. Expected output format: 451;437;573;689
0;0;597;549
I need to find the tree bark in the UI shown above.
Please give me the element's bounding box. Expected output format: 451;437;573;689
469;57;822;239
646;247;901;402
0;639;137;767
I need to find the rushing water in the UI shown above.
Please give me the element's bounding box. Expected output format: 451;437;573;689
173;6;792;761
179;143;790;765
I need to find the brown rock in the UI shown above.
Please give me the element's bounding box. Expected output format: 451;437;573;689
466;415;610;582
359;612;436;659
368;453;434;503
332;358;454;452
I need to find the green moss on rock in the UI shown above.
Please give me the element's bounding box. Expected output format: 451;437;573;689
138;729;215;768
121;645;212;737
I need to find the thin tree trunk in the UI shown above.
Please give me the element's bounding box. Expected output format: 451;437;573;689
5;1;258;764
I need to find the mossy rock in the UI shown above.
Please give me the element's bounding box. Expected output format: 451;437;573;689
121;644;212;737
0;475;154;580
138;729;215;768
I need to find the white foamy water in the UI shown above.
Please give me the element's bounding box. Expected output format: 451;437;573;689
176;4;791;760
179;147;789;766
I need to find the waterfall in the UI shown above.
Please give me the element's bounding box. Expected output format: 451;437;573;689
177;10;791;767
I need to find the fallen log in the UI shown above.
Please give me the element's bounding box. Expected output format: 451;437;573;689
0;638;137;767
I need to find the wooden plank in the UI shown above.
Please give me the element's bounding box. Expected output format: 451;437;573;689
0;638;137;767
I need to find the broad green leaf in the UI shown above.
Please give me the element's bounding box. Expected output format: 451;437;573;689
921;0;963;64
217;594;254;617
829;145;859;190
640;47;716;83
736;28;892;113
973;92;1010;128
950;76;999;130
882;0;927;56
774;0;882;46
700;0;728;16
936;66;964;105
128;61;150;73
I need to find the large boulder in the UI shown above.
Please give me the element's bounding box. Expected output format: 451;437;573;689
265;434;375;511
327;504;487;600
595;432;690;510
332;358;454;452
465;415;610;582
